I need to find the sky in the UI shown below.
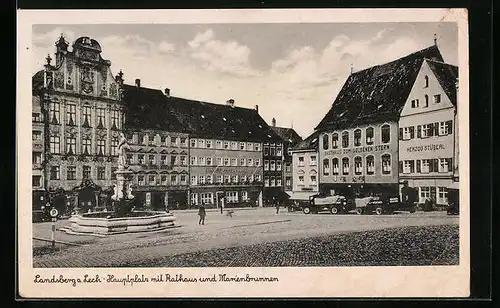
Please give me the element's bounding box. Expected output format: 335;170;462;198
32;23;458;138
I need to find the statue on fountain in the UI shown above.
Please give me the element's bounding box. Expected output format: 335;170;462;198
111;132;136;216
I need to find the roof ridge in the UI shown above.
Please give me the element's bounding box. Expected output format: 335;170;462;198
425;58;458;68
351;45;438;76
123;83;258;112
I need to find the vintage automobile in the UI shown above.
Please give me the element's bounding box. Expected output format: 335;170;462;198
353;195;401;215
302;194;355;214
446;187;460;215
32;206;51;223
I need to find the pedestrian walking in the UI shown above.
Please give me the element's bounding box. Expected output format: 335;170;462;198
220;197;224;214
275;198;280;214
198;203;206;225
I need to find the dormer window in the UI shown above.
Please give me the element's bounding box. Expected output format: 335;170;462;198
424;75;429;88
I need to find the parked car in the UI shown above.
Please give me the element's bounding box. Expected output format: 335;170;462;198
302;194;354;214
446;188;460;215
354;195;404;215
32;206;51;223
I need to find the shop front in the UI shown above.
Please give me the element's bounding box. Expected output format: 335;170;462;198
400;177;456;206
133;187;189;211
190;185;262;209
319;182;400;199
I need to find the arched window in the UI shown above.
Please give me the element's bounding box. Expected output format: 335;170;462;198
322;134;329;150
381;154;391;175
323;158;330;176
332;133;339;148
381;124;391;144
354;129;362;146
365;127;374;145
424;94;429;107
332;158;339;175
342;131;349;148
354;156;363;175
424;75;429;88
342;157;350;175
366;155;375;175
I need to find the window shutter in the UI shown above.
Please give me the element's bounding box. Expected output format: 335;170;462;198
399;128;403;140
417;125;421;138
416;160;421;173
399;161;403;173
409;126;415;139
428;123;434;137
430;186;436;199
448;158;453;172
434;122;439;136
446;120;453;135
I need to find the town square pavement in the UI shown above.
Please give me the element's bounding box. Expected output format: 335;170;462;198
32;207;458;267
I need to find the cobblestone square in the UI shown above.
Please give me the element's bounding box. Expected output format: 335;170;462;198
33;208;459;268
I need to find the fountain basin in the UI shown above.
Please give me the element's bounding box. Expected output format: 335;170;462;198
61;211;177;236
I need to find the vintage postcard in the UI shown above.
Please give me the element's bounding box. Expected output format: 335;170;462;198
17;8;470;298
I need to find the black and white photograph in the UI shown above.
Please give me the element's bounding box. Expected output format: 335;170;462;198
17;9;469;298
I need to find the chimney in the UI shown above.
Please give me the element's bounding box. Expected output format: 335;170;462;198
135;78;141;87
255;105;259;113
272;117;276;127
226;98;235;108
164;88;170;97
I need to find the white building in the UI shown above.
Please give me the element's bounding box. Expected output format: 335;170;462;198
398;58;459;205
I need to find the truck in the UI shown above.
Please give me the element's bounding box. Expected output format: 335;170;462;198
354;195;402;215
301;193;355;214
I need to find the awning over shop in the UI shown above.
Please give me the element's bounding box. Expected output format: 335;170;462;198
263;188;289;201
286;191;318;200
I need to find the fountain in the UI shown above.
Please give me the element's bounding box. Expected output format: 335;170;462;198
61;133;177;236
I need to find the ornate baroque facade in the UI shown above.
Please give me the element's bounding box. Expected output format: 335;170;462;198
32;35;124;208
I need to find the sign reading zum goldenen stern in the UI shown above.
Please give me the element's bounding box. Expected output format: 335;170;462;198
325;144;390;156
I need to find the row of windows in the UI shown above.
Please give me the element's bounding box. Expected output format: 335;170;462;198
49;165;117;181
190;191;249;205
190;174;262;186
419;186;449;204
410;94;442;108
400;158;454;174
322;154;393;176
134;134;188;147
264;176;283;187
48;135;119;156
190;139;261;151
48;102;121;129
136;174;187;186
298;155;317;166
399;121;453;140
128;154;187;166
298;175;317;186
263;144;283;157
322;125;391;150
263;160;282;171
190;156;261;167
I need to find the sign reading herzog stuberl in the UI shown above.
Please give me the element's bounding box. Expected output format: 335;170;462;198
405;143;446;153
325;144;390;156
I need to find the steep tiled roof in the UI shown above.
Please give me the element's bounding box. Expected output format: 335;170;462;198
426;59;459;106
291;130;320;151
122;84;282;143
122;85;185;133
315;45;445;131
32;70;45;96
270;126;303;145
